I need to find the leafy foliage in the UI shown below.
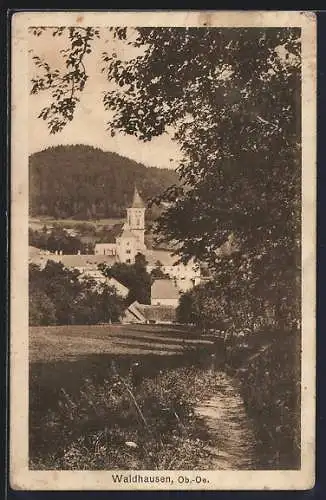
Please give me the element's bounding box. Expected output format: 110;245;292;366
30;27;100;134
29;288;57;326
29;226;91;254
29;261;125;325
30;363;224;470
99;252;152;305
178;255;300;334
104;27;301;335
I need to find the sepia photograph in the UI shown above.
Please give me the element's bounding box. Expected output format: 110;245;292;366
10;10;316;490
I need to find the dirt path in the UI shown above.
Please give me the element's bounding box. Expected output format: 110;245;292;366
195;372;257;469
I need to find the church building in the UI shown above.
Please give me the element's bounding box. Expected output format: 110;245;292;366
94;186;201;291
94;186;146;264
29;186;202;301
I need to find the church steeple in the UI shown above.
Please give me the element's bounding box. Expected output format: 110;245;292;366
131;185;145;209
126;185;146;250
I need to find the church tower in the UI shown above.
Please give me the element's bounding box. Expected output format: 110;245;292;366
126;186;146;250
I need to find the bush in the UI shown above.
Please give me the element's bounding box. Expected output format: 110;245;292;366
236;332;301;469
29;365;222;470
29;262;125;326
216;329;301;469
29;288;57;326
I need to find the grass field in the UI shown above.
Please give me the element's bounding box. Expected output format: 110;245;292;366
29;323;218;469
30;324;213;362
30;323;214;415
29;325;300;469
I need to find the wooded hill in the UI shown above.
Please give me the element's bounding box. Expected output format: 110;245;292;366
29;145;178;219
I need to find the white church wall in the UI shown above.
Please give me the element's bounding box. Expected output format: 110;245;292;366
127;206;146;248
94;243;117;256
116;236;137;264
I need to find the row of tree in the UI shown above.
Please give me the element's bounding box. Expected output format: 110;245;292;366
29;144;177;219
29;261;125;326
29;226;92;254
29;254;168;326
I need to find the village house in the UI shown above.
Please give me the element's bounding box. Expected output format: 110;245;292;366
151;279;180;307
29;186;203;317
94;186;201;292
122;301;177;325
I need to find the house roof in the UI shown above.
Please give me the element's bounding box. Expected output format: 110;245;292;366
126;301;177;323
145;250;179;267
131;186;145;209
56;254;116;268
29;252;117;269
78;272;129;296
151;279;180;300
137;304;177;323
127;301;146;322
79;269;106;280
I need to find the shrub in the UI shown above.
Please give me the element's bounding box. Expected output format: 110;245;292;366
29;262;125;326
29;365;222;470
29;288;57;326
216;329;301;469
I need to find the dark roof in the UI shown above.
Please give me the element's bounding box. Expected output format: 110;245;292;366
128;301;177;323
139;304;177;323
131;186;145;209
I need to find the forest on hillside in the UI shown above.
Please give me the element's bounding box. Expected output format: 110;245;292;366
29;145;178;219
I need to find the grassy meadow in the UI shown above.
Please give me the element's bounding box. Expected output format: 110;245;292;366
29;324;301;470
29;324;219;469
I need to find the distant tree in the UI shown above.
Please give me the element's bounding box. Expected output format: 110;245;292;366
150;260;169;281
34;261;83;324
134;252;147;270
176;292;195;325
29;262;125;325
177;282;227;331
99;253;151;305
29;288;57;326
28;145;177;219
133;253;152;304
99;283;126;323
29;227;87;254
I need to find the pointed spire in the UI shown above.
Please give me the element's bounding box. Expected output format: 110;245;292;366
131;185;145;208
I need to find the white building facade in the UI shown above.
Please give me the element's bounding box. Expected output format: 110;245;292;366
94;186;202;292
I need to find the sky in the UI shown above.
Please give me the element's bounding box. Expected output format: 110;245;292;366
28;28;182;170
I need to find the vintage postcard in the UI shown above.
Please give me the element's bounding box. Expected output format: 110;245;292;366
10;10;316;490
